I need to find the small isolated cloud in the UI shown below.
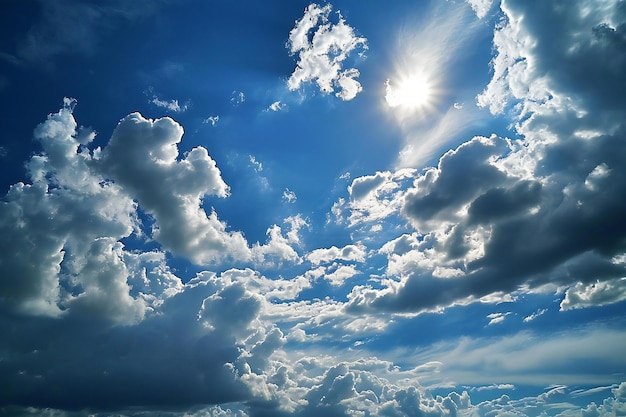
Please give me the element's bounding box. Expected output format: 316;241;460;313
145;88;189;113
523;308;547;323
151;97;189;112
486;312;512;326
203;115;220;126
231;91;246;105
283;188;297;203
286;3;368;101
266;101;286;112
249;155;263;172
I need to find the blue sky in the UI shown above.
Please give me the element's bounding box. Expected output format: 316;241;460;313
1;0;625;416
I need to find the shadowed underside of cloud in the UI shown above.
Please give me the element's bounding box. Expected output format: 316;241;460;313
345;0;626;316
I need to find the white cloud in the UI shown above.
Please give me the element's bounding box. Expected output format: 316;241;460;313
282;188;297;203
523;308;547;323
406;326;626;387
322;263;360;287
466;0;494;19
151;97;189;112
306;243;366;266
267;101;286;112
203;115;220;126
284;214;308;245
560;278;626;311
251;224;302;268
486;312;512;326
231;90;246;105
347;169;416;226
475;383;516;391
286;3;367;101
249;155;263;172
0;98;145;321
98;112;251;265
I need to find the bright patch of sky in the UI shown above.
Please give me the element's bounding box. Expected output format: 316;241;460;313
1;0;625;415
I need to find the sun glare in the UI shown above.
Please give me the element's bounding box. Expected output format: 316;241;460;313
385;74;433;110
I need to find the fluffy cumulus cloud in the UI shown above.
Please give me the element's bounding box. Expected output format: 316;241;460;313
286;3;368;101
0;99;304;325
97;111;251;265
345;0;626;316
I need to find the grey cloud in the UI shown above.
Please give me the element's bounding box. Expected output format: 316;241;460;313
402;135;510;231
0;266;308;414
467;180;542;225
348;0;626;315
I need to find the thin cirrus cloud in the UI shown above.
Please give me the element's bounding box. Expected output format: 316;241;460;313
0;0;625;416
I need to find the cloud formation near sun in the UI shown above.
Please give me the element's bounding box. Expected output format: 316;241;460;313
286;3;368;101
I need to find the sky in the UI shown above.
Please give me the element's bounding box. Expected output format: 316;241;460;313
0;0;625;416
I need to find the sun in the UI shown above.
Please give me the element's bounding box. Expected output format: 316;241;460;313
385;74;433;110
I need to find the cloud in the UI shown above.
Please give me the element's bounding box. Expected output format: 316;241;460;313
486;312;512;326
346;169;416;226
405;326;626;387
386;1;488;166
231;91;246;105
0;98;141;320
345;0;626;316
523;308;547;323
266;101;286;112
150;97;189;112
251;224;302;268
203;115;220;126
282;188;297;203
322;263;360;287
306;243;366;266
286;3;368;101
466;0;494;19
0;271;270;412
560;278;626;310
475;383;516;392
145;88;190;112
97;111;251;265
0;98;272;324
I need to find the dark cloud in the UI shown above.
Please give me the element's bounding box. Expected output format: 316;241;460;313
0;278;255;412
